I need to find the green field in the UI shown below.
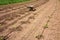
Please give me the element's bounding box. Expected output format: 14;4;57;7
0;0;30;5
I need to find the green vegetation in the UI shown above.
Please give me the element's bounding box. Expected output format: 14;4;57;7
0;0;30;5
43;23;48;29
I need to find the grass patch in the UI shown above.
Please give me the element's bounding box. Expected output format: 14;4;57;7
0;0;30;5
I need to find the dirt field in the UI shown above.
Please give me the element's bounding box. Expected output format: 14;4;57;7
0;0;60;40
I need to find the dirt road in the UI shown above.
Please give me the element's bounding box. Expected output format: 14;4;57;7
0;0;60;40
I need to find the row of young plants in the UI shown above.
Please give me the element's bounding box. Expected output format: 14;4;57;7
35;14;54;40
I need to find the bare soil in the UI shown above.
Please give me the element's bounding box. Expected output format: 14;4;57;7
0;0;60;40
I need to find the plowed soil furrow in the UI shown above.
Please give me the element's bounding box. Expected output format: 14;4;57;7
0;0;48;12
5;0;52;39
0;0;48;16
0;0;48;25
24;3;56;40
0;0;49;33
0;0;59;40
0;1;48;35
19;1;56;40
